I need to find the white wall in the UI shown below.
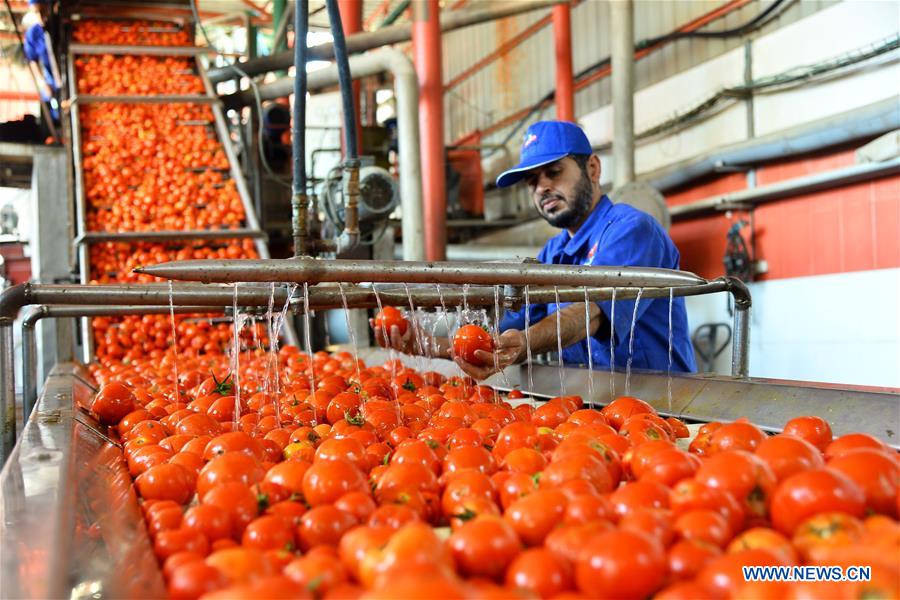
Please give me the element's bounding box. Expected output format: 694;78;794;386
685;268;900;388
579;0;900;178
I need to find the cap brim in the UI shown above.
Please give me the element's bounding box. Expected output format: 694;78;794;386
495;153;568;188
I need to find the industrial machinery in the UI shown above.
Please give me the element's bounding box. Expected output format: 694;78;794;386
0;3;897;599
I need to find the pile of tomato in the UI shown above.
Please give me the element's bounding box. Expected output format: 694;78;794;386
76;55;206;96
73;19;192;47
85;337;900;600
73;19;260;363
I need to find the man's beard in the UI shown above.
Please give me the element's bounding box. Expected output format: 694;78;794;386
537;170;594;229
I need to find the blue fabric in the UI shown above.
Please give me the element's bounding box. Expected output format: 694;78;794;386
24;23;57;91
500;195;697;373
496;121;593;188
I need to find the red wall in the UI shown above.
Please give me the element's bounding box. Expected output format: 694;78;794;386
666;149;900;281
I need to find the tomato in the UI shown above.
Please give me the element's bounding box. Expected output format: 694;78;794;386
452;324;494;366
667;538;721;581
694;449;777;520
637;449;700;488
204;547;274;585
541;454;613;494
302;457;368;506
827;447;899;517
610;480;670;518
699;548;790;597
296;505;357;551
373;306;408;338
443;445;496;475
727;527;797;564
505;548;574;597
707;421;767;454
338;525;394;581
791;512;864;561
119;409;154;435
91;381;136;426
196;452;265;497
441;470;496;514
601;396;655;430
201;482;259;538
154;528;210;561
367;504;421;529
669;479;745;535
202;432;264;462
501;447;546;475
531;402;570;429
447;516;520;580
503;489;568;546
769;468;866;535
754;434;824;482
783;416;833;453
545;521;614;565
673;509;731;547
167;561;229;600
183;504;232;543
284;553;349;596
575;529;666;600
824;432;888;460
135;463;194;504
241;515;296;553
619;508;676;548
315;437;367;470
358;522;453;588
334;491;378;523
564;493;614;525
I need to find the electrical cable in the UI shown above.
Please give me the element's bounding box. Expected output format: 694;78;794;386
490;0;795;152
325;0;359;161
292;0;308;195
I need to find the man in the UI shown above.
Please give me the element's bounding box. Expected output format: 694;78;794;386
22;0;60;120
374;120;696;379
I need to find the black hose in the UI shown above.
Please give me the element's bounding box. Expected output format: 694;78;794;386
293;0;309;195
325;0;359;161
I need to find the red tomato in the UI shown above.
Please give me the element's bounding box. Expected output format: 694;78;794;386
373;306;408;337
452;324;494;366
824;432;887;460
754;434;825;482
135;463;194;504
827;448;899;517
91;381;136;425
769;468;866;535
447;516;520;580
694;449;777;520
503;489;568;546
505;548;574;597
667;539;722;581
783;416;833;453
575;529;666;600
601;396;655;431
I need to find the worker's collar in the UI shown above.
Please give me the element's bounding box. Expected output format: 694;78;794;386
561;194;612;256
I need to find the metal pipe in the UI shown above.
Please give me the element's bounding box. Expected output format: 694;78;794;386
670;157;900;220
394;244;541;261
338;0;364;150
21;305;226;420
611;0;635;187
72;94;214;104
0;319;14;464
207;0;566;84
225;49;424;260
134;258;709;288
292;0;310;257
413;0;446;261
75;229;266;244
552;2;574;122
645;98;900;193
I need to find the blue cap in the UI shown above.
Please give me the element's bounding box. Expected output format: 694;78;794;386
28;0;46;5
496;121;593;188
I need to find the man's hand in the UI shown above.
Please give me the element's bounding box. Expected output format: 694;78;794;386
454;329;525;381
370;318;419;355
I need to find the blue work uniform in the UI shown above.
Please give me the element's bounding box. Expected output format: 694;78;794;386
24;20;58;94
500;195;697;373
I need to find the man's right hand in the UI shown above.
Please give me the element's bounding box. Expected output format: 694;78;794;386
370;318;418;355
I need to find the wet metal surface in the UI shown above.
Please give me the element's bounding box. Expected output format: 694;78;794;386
0;364;165;599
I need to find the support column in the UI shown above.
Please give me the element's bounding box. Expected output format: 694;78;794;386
338;0;364;147
611;0;635;188
553;2;574;122
272;0;287;53
413;0;446;261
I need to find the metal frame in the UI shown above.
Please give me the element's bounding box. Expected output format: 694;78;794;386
65;40;281;359
133;259;752;378
21;305;227;421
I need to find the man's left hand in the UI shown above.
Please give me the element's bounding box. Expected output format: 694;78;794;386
454;329;525;381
